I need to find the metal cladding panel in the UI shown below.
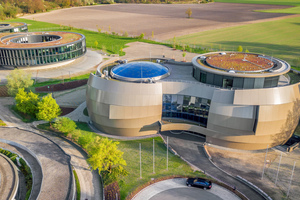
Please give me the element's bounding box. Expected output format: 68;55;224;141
209;102;254;119
86;74;162;136
162;81;215;99
233;83;300;106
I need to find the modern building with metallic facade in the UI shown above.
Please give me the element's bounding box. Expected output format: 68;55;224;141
0;22;28;33
86;52;300;150
0;31;86;67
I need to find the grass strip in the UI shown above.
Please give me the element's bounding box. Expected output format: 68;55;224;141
73;168;81;200
0;119;6;126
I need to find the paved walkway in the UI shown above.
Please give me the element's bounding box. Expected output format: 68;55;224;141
132;178;241;200
0;49;102;83
0;153;17;200
0;98;102;200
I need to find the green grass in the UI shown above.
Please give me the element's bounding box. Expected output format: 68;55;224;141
256;6;300;14
0;119;6;126
37;122;205;200
117;137;204;199
31;71;93;88
215;0;300;6
73;169;81;200
10;105;37;123
215;0;300;14
5;18;139;55
176;16;300;65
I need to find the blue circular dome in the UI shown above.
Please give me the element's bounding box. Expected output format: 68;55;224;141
111;61;169;82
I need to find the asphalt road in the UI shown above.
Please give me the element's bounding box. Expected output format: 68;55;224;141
149;187;222;200
160;131;265;200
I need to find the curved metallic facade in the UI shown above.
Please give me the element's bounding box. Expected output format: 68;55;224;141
0;32;86;67
86;55;300;150
0;22;27;33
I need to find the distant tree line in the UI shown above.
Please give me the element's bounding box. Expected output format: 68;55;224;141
0;0;214;19
0;0;96;19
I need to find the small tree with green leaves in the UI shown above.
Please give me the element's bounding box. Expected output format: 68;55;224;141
186;8;192;18
6;69;34;96
138;33;145;39
123;31;128;37
237;45;243;52
53;117;77;136
15;88;40;117
245;48;250;53
36;94;61;125
94;41;98;49
182;52;187;62
172;36;177;49
87;137;127;184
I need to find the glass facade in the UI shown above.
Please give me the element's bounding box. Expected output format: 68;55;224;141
193;66;279;89
162;94;211;127
0;40;86;66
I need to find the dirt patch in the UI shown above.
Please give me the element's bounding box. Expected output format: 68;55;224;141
35;79;87;92
207;146;283;199
0;85;9;97
21;3;292;40
60;107;75;116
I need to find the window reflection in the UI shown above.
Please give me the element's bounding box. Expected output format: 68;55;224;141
162;94;211;127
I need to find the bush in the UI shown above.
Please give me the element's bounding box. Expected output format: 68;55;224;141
237;45;243;52
53;117;77;135
6;69;34;97
138;33;145;39
15;88;40;117
78;132;94;149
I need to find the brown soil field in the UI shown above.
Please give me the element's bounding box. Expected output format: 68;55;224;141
22;3;291;40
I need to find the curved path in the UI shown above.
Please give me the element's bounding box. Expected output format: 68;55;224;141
0;153;18;200
0;142;43;200
0;98;102;200
0;127;72;200
133;178;240;200
160;131;265;200
0;49;102;83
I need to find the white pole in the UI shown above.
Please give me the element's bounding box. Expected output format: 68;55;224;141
167;136;169;171
153;139;155;174
140;143;142;179
287;161;296;198
275;152;283;185
261;145;269;180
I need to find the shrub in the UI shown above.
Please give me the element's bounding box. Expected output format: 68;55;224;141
237;45;243;52
78;132;94;149
53;117;77;135
15;88;40;117
138;33;145;39
123;31;128;37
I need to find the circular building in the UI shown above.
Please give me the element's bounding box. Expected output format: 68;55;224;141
0;31;86;67
0;22;27;33
86;53;300;150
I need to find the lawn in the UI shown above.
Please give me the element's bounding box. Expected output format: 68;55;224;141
215;0;300;14
175;16;300;68
5;18;139;55
215;0;300;6
37;122;205;200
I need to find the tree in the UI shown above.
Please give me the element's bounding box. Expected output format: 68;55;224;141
94;40;98;49
6;69;34;96
185;8;192;18
237;45;243;52
87;137;127;179
182;52;187;62
245;48;250;53
36;94;61;124
15;88;39;116
53;117;77;135
138;33;145;39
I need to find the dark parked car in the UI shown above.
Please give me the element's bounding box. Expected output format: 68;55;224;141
186;178;212;190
